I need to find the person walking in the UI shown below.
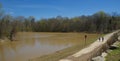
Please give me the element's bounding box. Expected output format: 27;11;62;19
102;37;104;42
98;37;101;42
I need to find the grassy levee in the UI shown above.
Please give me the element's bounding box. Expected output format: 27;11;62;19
29;33;101;61
59;31;119;61
105;31;120;61
106;42;120;61
90;31;119;61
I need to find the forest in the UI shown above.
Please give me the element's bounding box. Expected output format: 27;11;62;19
0;4;120;40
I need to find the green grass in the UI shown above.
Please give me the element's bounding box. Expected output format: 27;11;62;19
106;41;120;61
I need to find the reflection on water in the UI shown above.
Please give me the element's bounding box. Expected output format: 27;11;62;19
0;32;83;61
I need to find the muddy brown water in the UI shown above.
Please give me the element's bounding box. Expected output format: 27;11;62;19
0;32;99;61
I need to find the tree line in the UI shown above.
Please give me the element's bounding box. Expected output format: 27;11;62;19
0;5;120;40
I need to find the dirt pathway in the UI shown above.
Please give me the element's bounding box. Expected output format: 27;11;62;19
60;31;119;61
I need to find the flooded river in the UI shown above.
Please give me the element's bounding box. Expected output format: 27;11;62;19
0;32;99;61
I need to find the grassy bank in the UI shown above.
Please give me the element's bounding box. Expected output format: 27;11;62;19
30;33;102;61
106;41;120;61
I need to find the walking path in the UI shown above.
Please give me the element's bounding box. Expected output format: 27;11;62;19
60;31;119;61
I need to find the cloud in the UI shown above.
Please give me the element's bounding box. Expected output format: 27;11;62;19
15;4;65;12
3;8;14;11
5;11;14;15
3;8;15;15
9;11;14;14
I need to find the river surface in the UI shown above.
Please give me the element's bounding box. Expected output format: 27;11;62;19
0;32;99;61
